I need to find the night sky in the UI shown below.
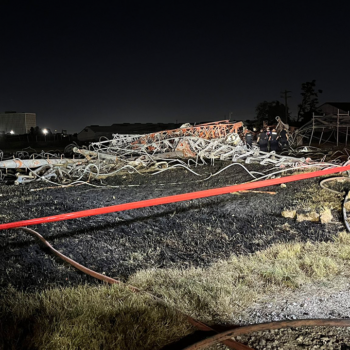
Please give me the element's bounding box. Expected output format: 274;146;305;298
2;1;350;133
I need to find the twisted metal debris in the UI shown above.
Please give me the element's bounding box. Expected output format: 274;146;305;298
0;120;348;186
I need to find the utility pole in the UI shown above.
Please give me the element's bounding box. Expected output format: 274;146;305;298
281;90;291;124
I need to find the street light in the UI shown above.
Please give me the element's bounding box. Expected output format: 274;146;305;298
9;130;14;135
43;128;48;142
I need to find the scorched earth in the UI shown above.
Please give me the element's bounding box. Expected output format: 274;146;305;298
0;161;342;293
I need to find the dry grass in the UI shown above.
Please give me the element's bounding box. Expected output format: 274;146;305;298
0;284;191;350
130;231;350;322
1;232;350;349
289;182;343;213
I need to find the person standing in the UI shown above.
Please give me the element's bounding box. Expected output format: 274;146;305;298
257;129;268;151
269;128;279;152
245;130;253;148
278;127;289;149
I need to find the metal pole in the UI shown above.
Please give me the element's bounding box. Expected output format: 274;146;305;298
347;111;350;146
319;127;324;145
309;129;314;146
337;109;339;147
281;90;291;124
309;113;315;146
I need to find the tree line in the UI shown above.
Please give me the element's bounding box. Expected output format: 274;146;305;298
252;80;322;128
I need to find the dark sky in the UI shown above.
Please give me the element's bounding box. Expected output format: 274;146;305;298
2;1;350;133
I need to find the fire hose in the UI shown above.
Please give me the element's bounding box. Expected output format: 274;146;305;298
17;226;251;350
15;227;350;350
184;319;350;350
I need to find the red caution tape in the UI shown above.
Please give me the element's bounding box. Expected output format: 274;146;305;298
1;165;349;230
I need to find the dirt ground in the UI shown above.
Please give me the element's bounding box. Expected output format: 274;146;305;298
1;161;350;349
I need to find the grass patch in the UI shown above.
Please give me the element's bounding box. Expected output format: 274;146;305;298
0;284;191;350
291;182;343;212
1;231;350;349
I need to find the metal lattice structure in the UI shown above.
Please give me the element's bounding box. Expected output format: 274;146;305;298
292;110;350;146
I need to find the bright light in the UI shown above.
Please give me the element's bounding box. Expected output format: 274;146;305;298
42;128;48;135
10;130;14;134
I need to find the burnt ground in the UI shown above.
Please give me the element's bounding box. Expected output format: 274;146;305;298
0;161;343;294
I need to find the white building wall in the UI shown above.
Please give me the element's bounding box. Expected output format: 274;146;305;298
0;113;37;134
24;113;36;132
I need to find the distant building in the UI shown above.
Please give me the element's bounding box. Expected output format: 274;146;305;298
77;123;182;142
318;102;350;115
0;111;36;134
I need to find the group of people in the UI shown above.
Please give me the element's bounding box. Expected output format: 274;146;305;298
244;127;289;152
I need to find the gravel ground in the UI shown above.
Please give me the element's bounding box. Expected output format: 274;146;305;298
234;277;350;349
233;326;350;349
242;278;350;323
1;161;350;348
